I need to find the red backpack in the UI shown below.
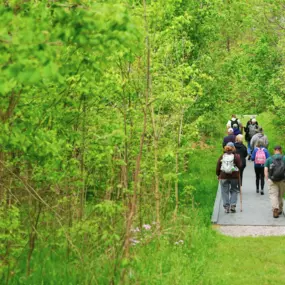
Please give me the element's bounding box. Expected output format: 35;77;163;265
255;148;266;165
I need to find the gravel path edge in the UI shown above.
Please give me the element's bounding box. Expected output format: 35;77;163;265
213;225;285;237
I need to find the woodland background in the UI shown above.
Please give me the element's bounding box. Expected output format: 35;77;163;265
1;0;285;284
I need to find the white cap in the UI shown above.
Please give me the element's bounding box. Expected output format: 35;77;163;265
228;128;234;133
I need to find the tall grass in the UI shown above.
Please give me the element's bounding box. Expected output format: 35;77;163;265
7;138;223;285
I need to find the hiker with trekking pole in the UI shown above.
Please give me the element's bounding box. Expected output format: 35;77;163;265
216;142;242;213
239;173;243;212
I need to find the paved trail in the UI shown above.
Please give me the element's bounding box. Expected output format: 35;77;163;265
212;160;285;226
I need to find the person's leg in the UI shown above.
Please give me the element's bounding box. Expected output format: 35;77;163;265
268;179;280;217
260;167;265;195
220;179;230;212
255;167;260;193
229;179;239;212
277;181;285;213
247;141;251;159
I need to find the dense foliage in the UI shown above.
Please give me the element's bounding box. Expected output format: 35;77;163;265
1;0;285;283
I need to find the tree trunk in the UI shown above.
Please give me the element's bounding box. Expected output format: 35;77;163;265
150;105;160;232
79;94;87;219
173;110;184;220
26;203;42;276
120;1;150;282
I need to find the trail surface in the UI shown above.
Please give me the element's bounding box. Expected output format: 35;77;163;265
212;160;285;235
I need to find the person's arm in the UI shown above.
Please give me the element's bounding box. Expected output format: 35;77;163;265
239;121;243;134
264;158;270;180
226;120;231;129
264;136;269;148
264;167;269;181
251;148;257;161
243;145;248;158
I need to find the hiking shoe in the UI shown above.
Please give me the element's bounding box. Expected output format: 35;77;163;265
273;208;279;218
256;189;259;193
230;205;236;213
248;155;251;160
224;207;230;213
260;190;264;195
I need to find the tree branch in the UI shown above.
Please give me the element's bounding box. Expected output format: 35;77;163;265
0;89;22;122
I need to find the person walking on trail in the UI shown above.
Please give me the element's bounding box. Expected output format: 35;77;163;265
244;115;259;132
226;114;243;134
222;128;236;148
244;116;258;143
245;118;258;159
216;142;242;213
264;145;285;218
234;134;247;186
251;140;270;195
250;127;269;150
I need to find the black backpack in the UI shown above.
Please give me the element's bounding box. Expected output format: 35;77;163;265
269;156;285;182
230;119;240;130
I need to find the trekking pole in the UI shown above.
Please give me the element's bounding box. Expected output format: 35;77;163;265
239;173;243;212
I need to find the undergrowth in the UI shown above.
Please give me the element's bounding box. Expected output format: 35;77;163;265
9;112;285;284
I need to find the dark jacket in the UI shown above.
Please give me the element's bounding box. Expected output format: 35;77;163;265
244;121;259;142
234;142;247;169
244;119;259;131
222;134;236;147
216;151;242;179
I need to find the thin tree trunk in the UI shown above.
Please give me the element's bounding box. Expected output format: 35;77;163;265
0;152;5;202
0;91;21;202
227;36;230;52
122;107;147;258
26;203;42;276
67;184;72;260
79;94;87;219
150;105;160;232
163;180;172;219
173;110;184;220
120;0;150;282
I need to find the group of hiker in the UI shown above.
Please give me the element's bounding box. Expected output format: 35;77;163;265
216;114;285;218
